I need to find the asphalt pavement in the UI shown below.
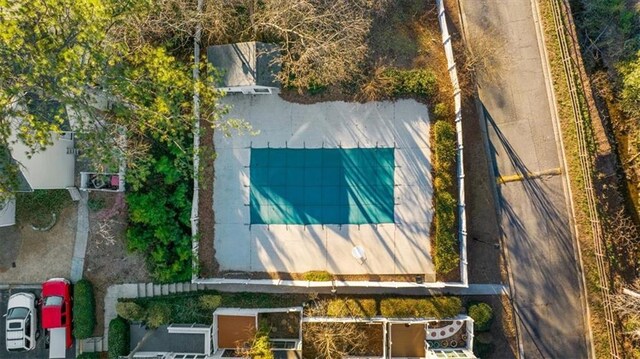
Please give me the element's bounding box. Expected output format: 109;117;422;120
0;289;75;359
459;0;590;358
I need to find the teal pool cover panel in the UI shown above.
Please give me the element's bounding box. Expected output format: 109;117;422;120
250;148;395;225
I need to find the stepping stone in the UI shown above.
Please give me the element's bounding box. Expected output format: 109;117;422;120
161;284;169;295
146;283;154;297
153;285;161;296
168;283;176;293
138;283;146;297
176;282;184;293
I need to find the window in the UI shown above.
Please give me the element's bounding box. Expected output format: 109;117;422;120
44;296;63;307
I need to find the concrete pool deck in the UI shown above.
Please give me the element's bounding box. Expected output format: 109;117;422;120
212;94;434;277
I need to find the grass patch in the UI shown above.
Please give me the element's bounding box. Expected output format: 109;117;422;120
432;120;460;275
538;1;612;357
72;279;96;339
324;296;462;319
15;189;71;226
303;271;333;281
380;296;461;318
326;298;377;317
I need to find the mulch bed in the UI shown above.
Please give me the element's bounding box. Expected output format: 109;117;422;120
197;120;219;277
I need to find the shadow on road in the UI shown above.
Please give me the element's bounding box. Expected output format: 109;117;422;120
483;104;588;358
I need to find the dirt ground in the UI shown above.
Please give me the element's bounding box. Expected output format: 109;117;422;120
83;191;150;336
0;203;76;283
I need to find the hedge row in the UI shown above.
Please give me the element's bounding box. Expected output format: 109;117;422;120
432;121;460;274
326;296;461;319
72;279;96;339
108;317;130;359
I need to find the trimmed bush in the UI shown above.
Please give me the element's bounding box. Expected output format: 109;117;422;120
73;279;96;339
199;294;223;311
303;271;333;281
468;302;494;331
432;121;460;275
380;297;461;319
77;353;100;359
384;68;438;98
326;298;377;318
108;317;129;359
116;302;146;322
146;302;172;329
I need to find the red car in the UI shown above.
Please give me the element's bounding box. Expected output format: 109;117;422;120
42;278;72;359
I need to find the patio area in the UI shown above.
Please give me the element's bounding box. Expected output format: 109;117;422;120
212;94;434;278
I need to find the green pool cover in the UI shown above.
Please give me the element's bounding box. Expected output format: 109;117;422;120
250;148;395;225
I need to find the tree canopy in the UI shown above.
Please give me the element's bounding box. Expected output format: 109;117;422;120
0;0;229;194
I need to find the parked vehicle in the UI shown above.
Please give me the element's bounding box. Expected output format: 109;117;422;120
4;292;38;352
42;278;72;358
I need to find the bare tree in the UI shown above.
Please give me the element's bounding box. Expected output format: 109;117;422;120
248;0;381;91
613;278;640;344
303;301;370;359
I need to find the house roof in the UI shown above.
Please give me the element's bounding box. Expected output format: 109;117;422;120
9;133;75;189
24;92;71;132
207;42;280;88
0;145;31;192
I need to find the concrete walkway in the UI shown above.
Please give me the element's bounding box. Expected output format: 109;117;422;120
459;0;589;357
70;191;89;282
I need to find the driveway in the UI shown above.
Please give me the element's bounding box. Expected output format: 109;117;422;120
0;288;75;359
459;0;589;357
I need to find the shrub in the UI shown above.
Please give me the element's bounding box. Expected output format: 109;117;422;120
146;302;172;329
73;279;96;339
468;302;493;331
238;325;274;359
432;121;460;275
303;271;333;281
199;294;223;310
116;302;146;322
326;298;377;317
126;151;193;282
77;353;100;359
433;102;450;121
380;297;461;319
384;68;438;97
108;317;129;359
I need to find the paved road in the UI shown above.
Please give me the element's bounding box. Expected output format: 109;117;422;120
458;0;590;358
0;289;75;359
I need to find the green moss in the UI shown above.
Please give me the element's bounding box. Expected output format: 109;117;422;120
303;271;333;281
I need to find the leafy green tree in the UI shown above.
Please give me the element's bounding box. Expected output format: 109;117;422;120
0;0;237;196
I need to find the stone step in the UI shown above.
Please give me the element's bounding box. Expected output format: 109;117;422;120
168;283;176;294
161;284;169;296
153;284;161;296
146;283;154;297
138;283;146;297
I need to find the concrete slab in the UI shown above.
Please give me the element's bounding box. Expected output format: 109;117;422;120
213;95;434;277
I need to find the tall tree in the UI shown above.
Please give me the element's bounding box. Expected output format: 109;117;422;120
0;0;234;195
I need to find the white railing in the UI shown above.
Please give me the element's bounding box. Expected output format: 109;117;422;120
435;0;468;286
